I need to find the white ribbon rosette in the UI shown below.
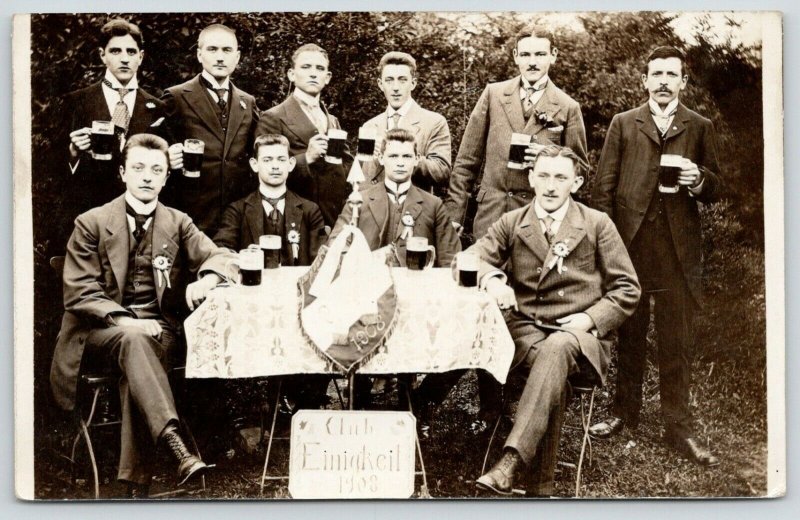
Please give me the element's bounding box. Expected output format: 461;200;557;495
546;240;571;274
152;254;172;288
288;224;300;261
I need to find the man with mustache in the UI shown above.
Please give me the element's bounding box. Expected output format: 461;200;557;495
590;46;722;466
162;23;260;237
443;25;588;432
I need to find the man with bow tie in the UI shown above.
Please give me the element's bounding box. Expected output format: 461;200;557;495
589;46;722;466
50;134;233;497
444;25;588;433
162;23;260;238
64;18;169;225
359;51;452;194
257;43;352;228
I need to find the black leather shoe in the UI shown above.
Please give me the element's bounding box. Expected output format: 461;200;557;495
476;450;523;495
126;482;150;499
665;434;720;467
161;425;209;485
589;416;625;439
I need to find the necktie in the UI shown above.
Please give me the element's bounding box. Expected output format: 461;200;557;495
386;187;408;206
542;215;555;244
262;193;286;224
103;79;131;132
305;102;327;134
126;203;152;244
522;82;547;120
200;76;228;110
390;112;401;129
651;107;677;135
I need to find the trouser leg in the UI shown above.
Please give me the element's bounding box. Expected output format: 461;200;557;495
526;386;568;496
611;294;650;427
654;283;694;438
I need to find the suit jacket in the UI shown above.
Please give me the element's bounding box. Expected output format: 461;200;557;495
161;75;260;236
360;99;452;192
64;81;169;212
329;184;461;268
591;102;722;304
256;95;352;227
213;189;327;266
468;200;640;382
50;195;233;411
445;77;588;239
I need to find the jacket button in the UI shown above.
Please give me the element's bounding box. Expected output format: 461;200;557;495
507;191;513;197
535;319;543;325
536;267;542;273
134;281;140;287
558;290;564;296
521;193;528;199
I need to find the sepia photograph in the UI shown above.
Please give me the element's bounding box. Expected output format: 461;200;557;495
12;9;784;501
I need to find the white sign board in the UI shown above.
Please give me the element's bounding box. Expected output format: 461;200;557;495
288;410;416;499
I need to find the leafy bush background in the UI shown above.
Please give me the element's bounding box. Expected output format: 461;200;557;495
29;11;767;495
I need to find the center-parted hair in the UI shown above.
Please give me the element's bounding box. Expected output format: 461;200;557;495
122;133;169;164
381;128;418;155
291;43;329;67
378;51;417;77
513;25;556;52
534;144;589;176
645;46;687;75
253;134;291;156
100;18;143;50
198;24;238;48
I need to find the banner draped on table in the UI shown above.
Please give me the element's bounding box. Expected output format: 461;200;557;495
298;225;398;374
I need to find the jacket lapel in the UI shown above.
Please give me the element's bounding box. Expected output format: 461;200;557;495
500;76;526;132
404;100;423;136
151;203;179;307
525;81;563;135
663;102;689;142
394;186;424;241
540;201;587;282
366;185;389;248
243;191;265;247
284;95;322;142
183;75;224;140
284;191;304;265
223;83;247;158
89;82;113;121
515;206;550;266
103;196;131;297
636;103;662;147
128;89;151;135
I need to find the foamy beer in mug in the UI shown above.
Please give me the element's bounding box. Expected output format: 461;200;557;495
406;236;436;271
356;126;377;162
659;154;683;194
260;234;282;269
508;133;532;170
182;139;205;178
227;246;263;287
325;128;348;164
90;120;115;161
457;251;479;288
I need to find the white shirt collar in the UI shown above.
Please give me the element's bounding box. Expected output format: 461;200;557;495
385;179;412;194
293;88;321;108
104;69;138;90
648;97;679;116
125;191;157;215
201;70;230;90
520;75;549;98
387;98;414;118
533;197;570;222
259;184;287;214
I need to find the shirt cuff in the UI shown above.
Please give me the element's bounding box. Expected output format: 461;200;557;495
480;270;507;291
688;170;705;196
104;311;132;327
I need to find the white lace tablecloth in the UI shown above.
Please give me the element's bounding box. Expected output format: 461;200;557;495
184;267;514;383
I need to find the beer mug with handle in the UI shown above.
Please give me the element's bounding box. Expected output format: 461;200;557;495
405;236;436;271
225;245;263;287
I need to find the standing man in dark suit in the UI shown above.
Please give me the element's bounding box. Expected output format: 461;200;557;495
213;134;327;266
445;25;588;241
163;23;260;237
472;145;640;496
257;43;352;228
65;18;168;220
360;51;452;194
589;46;722;466
50;134;233;497
444;25;588;430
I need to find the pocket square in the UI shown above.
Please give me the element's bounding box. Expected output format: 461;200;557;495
150;117;165;127
547;125;564;132
240;99;247;110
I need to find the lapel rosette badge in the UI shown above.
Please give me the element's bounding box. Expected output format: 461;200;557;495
152;254;172;288
547;239;571;274
287;223;300;261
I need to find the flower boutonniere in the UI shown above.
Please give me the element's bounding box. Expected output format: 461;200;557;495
547;240;571;274
145;101;156;109
534;109;559;129
239;99;247;110
400;212;415;240
288;224;300;260
152;255;173;288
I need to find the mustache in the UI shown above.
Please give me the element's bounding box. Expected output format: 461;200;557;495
656;87;673;93
526;66;541;72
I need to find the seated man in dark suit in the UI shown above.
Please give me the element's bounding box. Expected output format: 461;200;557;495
64;18;168;223
469;145;640;496
214;133;326;264
50;134;233;498
329;128;461;409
